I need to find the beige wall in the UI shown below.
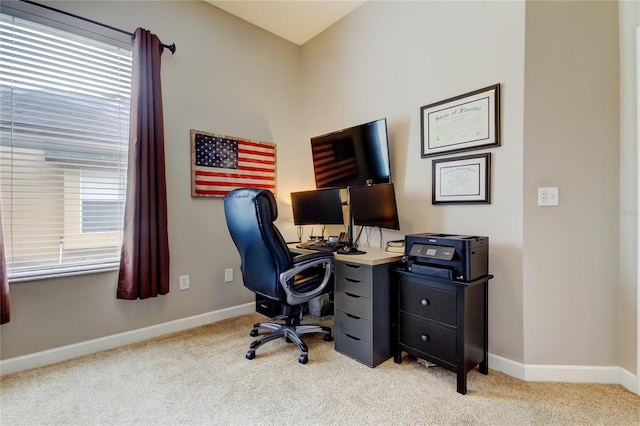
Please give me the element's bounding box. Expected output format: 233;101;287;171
523;1;621;366
1;0;636;384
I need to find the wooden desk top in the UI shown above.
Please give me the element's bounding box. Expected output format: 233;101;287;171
288;243;403;266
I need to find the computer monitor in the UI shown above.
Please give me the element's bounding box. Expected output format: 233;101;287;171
311;118;391;189
348;183;400;230
290;188;344;226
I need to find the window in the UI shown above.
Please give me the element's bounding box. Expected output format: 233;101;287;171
80;169;126;233
0;14;132;280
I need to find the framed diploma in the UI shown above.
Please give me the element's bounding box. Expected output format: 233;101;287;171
432;153;491;204
421;84;500;157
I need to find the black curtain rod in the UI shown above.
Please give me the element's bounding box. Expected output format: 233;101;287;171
18;0;176;54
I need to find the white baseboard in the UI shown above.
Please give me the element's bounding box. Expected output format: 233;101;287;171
2;307;638;396
0;302;255;376
489;353;638;395
489;352;526;380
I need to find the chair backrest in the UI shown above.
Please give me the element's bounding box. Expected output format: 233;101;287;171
223;188;293;301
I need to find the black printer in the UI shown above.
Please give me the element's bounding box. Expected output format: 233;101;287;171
405;233;489;282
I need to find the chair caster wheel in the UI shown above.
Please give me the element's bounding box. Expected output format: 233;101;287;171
323;334;333;342
246;351;255;360
250;329;259;337
298;354;308;364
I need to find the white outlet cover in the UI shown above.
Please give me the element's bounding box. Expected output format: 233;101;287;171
179;275;189;290
538;187;559;206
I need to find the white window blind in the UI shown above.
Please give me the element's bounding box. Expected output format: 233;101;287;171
0;13;132;281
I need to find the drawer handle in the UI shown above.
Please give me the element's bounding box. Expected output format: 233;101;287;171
421;334;430;342
345;264;360;269
421;299;430;306
345;333;361;341
345;278;360;283
345;313;361;320
345;292;360;299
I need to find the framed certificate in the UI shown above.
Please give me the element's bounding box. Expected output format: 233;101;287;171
421;84;500;157
432;153;491;204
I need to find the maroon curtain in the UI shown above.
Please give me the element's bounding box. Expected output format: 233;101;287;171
117;28;170;300
0;204;10;324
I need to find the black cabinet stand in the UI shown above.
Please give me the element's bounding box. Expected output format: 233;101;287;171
394;269;492;394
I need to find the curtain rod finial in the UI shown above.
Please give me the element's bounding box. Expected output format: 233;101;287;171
164;43;176;55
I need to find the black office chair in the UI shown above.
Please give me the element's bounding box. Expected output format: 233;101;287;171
223;188;334;364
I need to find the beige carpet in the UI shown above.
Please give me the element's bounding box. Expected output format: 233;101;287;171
1;313;638;425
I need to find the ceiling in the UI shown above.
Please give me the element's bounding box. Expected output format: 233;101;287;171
205;1;367;45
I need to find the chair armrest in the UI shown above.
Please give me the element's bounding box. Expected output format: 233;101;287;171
291;251;333;264
279;254;333;306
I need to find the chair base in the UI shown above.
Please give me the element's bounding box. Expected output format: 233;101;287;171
246;320;333;364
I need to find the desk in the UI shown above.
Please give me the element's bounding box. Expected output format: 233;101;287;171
288;243;403;265
289;244;403;367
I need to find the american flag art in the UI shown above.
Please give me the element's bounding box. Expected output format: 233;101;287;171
190;129;276;197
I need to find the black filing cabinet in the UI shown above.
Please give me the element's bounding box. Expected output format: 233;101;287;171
334;259;400;367
394;269;491;394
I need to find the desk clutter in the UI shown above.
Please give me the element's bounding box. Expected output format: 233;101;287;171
384;239;405;254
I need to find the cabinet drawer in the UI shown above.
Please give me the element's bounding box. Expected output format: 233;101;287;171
335;275;371;298
335;330;372;366
399;313;456;365
336;262;372;283
335;310;371;342
335;290;371;320
399;280;457;326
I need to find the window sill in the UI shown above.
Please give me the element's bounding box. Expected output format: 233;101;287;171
8;263;120;283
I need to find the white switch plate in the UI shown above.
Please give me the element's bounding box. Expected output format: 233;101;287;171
224;268;233;282
179;274;190;290
538;187;559;206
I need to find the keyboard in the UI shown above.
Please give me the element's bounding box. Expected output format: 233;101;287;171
296;240;343;252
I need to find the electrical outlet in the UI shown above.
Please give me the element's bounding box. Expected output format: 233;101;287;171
179;274;190;290
224;268;233;283
538;187;559;206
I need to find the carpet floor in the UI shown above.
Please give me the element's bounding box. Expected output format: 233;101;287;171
1;313;638;425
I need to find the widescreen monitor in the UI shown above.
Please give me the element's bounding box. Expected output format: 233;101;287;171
348;183;400;230
290;188;344;226
310;118;391;189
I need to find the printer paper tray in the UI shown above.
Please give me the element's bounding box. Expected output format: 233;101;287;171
409;263;453;280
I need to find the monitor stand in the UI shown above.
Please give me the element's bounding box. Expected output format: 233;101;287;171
336;245;366;255
340;193;366;255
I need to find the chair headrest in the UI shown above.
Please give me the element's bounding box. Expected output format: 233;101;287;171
224;188;278;222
